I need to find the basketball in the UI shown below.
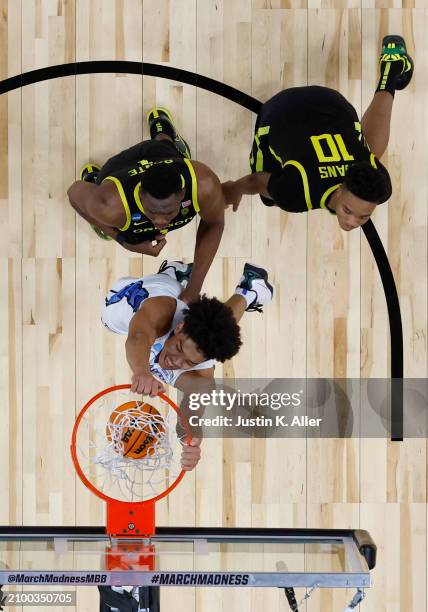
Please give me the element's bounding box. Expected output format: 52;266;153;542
106;401;166;459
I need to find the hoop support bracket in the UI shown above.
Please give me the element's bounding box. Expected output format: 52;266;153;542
107;500;155;537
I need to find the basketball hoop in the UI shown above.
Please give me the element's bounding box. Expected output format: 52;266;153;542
71;384;190;538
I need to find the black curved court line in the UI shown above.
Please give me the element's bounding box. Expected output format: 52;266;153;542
0;60;404;440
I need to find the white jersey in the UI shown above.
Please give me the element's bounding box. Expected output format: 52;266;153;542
101;273;214;387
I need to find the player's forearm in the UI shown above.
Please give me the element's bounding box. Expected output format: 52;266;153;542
175;375;216;440
232;172;271;197
187;219;224;297
125;333;154;376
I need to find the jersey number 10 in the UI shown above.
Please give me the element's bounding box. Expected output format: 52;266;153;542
310;134;355;163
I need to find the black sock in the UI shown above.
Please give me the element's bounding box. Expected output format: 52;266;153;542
150;118;175;140
376;57;404;97
82;170;98;184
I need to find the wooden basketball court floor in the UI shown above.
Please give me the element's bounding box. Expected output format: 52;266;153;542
0;1;427;610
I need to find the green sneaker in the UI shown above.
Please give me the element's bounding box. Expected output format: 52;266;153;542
80;162;101;182
90;225;113;241
380;35;414;90
146;107;192;158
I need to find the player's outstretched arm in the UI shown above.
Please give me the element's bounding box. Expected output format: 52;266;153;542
175;368;215;471
222;172;272;211
180;162;225;303
126;296;177;395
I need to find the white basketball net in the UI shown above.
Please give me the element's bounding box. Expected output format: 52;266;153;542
74;390;185;503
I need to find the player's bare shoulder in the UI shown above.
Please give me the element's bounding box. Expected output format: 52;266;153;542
189;160;224;214
191;160;222;196
129;295;177;339
95;180;125;224
68;179;124;227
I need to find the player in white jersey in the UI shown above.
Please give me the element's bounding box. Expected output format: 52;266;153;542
102;267;216;388
101;260;274;471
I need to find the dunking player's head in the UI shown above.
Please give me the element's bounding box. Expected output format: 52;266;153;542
140;164;185;229
332;161;392;231
157;296;242;371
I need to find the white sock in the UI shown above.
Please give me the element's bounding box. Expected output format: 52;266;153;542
234;286;255;308
235;278;273;307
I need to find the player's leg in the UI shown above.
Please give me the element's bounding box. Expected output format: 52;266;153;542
225;263;274;323
244;90;299;210
361;35;414;159
361;92;394;160
249;94;287;178
156;260;274;319
146;108;192;158
224;294;250;323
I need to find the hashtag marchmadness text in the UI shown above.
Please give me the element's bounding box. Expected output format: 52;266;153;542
151;574;250;585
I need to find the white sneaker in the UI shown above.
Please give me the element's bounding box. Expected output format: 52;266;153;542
157;260;193;288
235;263;274;312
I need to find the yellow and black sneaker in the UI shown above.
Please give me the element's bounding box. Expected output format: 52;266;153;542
377;35;414;95
80;162;101;183
79;163;112;241
146;107;192;158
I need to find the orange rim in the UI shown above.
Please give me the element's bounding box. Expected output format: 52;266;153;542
71;384;191;506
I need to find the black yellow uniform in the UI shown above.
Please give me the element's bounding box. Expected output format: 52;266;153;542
250;86;391;212
97;140;200;244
